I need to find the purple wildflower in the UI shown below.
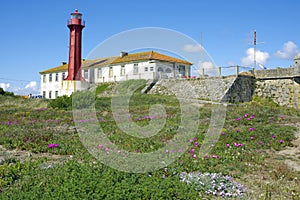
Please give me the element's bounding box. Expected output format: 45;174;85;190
48;143;59;148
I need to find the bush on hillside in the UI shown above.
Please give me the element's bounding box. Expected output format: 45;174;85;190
0;87;14;97
47;95;72;110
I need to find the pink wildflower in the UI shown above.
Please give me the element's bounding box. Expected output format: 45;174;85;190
48;143;59;148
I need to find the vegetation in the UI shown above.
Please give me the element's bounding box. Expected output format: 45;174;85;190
0;81;299;199
0;87;14;97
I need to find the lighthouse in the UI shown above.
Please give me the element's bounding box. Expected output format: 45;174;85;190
65;9;85;80
61;9;89;96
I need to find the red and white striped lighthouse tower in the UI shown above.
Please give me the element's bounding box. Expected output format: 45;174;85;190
65;9;85;80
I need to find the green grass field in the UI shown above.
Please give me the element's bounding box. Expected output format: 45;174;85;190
0;83;300;199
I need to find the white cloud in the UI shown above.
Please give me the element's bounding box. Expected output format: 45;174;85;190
241;48;269;66
0;83;10;91
182;44;202;52
25;81;37;89
201;61;214;69
198;61;219;76
275;41;298;59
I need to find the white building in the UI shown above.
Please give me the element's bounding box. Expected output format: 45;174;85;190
39;51;192;99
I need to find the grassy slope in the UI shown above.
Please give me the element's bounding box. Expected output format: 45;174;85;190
0;90;299;199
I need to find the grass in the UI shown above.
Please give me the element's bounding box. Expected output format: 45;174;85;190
0;87;300;199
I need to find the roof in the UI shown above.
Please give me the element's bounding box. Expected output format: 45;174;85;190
39;57;117;74
39;51;192;74
111;51;192;65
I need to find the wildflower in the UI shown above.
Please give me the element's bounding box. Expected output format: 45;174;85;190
48;143;59;148
221;132;225;135
226;143;230;147
212;154;220;158
204;154;210;159
192;154;197;158
235;117;241;121
259;141;263;145
249;127;255;131
165;149;169;153
234;143;244;147
194;142;199;147
278;139;283;143
250;136;254;140
272;135;277;139
191;148;195;154
98;144;104;148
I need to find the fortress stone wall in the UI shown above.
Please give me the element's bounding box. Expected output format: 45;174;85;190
148;67;300;109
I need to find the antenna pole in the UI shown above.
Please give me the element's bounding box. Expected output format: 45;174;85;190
254;30;256;68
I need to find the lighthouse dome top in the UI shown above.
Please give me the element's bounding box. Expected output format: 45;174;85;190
70;9;82;19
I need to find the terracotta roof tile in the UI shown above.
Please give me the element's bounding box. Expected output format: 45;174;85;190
39;51;192;74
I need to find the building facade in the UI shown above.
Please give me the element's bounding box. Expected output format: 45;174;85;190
39;51;192;99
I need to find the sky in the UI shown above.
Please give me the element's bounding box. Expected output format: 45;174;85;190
1;0;299;95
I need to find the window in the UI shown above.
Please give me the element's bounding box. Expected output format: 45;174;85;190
49;91;52;99
157;67;164;72
166;68;172;73
144;67;148;72
150;66;154;71
42;91;46;98
55;73;59;82
109;67;113;77
84;69;89;79
55;91;58;98
133;63;138;75
121;65;125;76
62;72;66;80
43;75;46;83
98;68;102;78
49;74;52;82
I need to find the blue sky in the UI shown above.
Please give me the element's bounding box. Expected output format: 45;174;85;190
1;0;299;95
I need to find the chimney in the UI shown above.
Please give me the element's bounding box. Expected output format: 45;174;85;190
120;51;128;58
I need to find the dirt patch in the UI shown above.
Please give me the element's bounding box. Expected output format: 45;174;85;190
277;122;300;172
0;145;72;165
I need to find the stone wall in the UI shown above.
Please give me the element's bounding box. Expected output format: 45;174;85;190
255;68;294;79
254;67;299;108
148;77;236;101
221;75;255;103
255;79;300;108
149;76;255;102
148;74;299;109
